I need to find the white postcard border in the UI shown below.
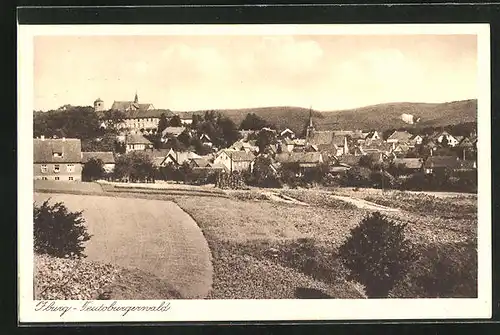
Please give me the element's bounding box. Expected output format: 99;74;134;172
18;23;491;323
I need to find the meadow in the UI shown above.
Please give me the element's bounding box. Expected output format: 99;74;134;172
32;182;478;299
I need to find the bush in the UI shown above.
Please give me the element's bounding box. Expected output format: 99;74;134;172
340;166;372;187
34;200;92;259
338;212;418;298
82;158;105;181
370;170;396;189
390;241;477;298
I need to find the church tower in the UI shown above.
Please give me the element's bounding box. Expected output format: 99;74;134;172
305;107;315;139
134;91;139;104
93;98;105;112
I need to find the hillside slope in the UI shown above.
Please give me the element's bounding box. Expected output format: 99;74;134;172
319;99;477;130
192;99;477;133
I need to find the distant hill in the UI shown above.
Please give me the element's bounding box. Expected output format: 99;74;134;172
319;99;478;131
194;99;477;133
183;106;323;135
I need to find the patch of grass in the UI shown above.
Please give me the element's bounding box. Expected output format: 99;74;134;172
34;180;104;193
33;193;213;299
175;196;368;299
364;192;477;220
279;190;358;210
228;190;271;202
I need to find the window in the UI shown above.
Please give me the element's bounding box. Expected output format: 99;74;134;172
68;177;74;181
42;177;48;180
53;164;60;173
55;177;60;180
66;164;75;172
40;164;48;173
53;152;63;158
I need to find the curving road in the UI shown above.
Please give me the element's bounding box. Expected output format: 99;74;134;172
34;193;213;299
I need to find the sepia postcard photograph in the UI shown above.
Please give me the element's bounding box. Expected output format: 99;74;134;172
18;23;491;323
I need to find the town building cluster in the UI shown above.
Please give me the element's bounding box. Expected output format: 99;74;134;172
33;94;478;182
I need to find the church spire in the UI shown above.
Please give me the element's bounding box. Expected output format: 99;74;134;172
134;91;139;104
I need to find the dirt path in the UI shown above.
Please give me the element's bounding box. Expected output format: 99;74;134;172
329;195;400;212
261;191;310;206
34;193;213;299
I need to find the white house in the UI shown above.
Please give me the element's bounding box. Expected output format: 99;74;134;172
213;150;256;173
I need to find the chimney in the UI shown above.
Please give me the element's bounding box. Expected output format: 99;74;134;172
40;135;45;141
62;137;66;142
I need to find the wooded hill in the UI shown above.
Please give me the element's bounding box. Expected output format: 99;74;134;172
185;99;477;134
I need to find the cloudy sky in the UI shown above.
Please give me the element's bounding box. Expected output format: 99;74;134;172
33;34;477;111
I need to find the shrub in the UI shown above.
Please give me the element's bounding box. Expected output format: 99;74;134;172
390;241;477;298
370;170;396;189
34;200;92;259
338;212;418;298
340;166;372;187
82;158;105;181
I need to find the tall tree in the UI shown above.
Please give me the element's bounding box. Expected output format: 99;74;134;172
239;113;272;130
169;115;182;127
218;116;241;148
256;128;277;153
157;113;169;134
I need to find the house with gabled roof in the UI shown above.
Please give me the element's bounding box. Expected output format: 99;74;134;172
162;149;202;167
364;130;381;141
161;126;186;141
392;158;423;174
279;128;295;139
430;130;459;147
392;143;411;157
386;130;413;144
408;134;424;146
125;133;153;152
34;137;83;181
213;149;256;173
275;152;324;169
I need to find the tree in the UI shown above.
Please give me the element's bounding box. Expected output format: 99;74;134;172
239;113;273;130
82;158;105;181
114;151;155;182
169;115;182;127
33;106;101;140
34;200;92;259
157;113;169;134
341;166;372;187
248;155;281;188
255;128;278;153
218;116;241;148
177;130;192;147
339;212;418;298
101;110;126;134
81;132;117;152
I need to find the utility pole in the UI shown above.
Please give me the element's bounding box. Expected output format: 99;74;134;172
230;151;233;176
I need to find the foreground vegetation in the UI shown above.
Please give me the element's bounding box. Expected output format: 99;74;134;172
33;182;477;299
176;188;477;299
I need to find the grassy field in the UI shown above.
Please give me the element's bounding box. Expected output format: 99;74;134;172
33;193;213;299
32;182;478;299
175;186;477;299
175;195;371;299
